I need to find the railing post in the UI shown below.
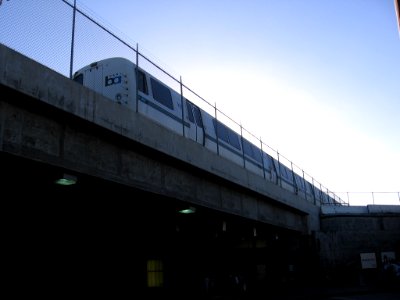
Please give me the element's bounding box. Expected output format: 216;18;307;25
214;103;219;156
260;137;266;179
69;0;77;79
240;124;245;168
326;187;329;204
302;170;307;200
312;177;316;205
180;76;184;137
290;161;297;194
277;151;282;188
135;43;139;113
320;183;323;204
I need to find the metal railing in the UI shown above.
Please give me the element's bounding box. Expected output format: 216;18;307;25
2;1;396;207
331;192;400;206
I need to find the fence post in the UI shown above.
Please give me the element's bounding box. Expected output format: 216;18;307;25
326;187;329;204
215;103;219;156
260;137;266;179
180;76;185;137
135;43;139;113
277;151;282;188
240;124;245;168
302;170;307;200
319;183;323;204
311;177;316;205
69;0;77;79
290;162;297;194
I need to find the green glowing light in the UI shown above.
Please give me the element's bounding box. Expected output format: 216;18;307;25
178;207;196;214
54;174;77;186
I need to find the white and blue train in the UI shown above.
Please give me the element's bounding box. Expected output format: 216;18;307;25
73;57;339;205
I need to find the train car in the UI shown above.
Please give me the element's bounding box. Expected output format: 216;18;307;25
73;57;204;144
72;57;333;205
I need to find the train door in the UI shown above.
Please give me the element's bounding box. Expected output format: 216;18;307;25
185;100;205;145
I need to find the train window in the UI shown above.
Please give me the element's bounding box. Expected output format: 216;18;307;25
137;70;148;94
253;148;262;163
280;165;292;180
306;182;314;194
295;174;305;190
213;120;229;144
251;145;262;163
213;120;241;150
187;101;204;127
243;140;253;157
186;101;195;122
271;157;280;173
243;139;262;163
264;154;274;170
192;105;204;128
150;78;173;109
73;73;83;85
227;130;241;150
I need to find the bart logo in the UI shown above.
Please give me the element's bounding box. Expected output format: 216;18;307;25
105;74;122;86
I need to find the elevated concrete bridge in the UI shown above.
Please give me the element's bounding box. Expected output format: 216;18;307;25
0;42;320;297
1;44;399;297
0;44;319;233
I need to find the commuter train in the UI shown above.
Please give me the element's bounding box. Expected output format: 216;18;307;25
73;57;338;205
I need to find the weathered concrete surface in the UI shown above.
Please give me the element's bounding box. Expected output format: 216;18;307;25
317;205;400;283
0;44;321;233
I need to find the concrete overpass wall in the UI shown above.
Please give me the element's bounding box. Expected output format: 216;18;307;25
317;205;400;284
0;44;320;233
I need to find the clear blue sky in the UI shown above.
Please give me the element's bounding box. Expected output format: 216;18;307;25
2;0;398;205
79;0;400;205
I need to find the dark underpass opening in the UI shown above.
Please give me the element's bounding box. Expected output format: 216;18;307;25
2;152;318;298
